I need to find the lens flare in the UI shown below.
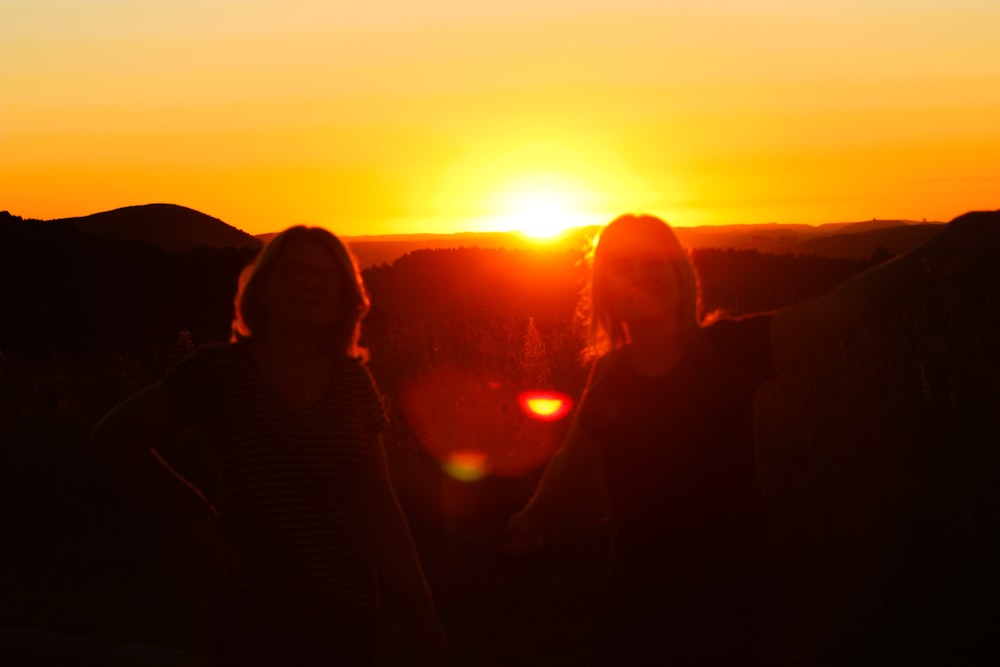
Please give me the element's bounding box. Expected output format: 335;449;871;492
442;451;489;483
400;366;568;479
518;391;573;422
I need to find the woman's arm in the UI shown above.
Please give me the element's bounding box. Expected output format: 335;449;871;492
364;435;447;664
770;210;1000;373
91;382;214;521
91;382;237;586
507;417;608;553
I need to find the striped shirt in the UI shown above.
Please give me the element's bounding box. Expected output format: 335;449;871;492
163;341;387;628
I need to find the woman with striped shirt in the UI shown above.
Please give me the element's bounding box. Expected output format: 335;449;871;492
93;226;446;666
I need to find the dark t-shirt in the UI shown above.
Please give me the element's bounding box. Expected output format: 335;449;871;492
163;342;387;629
578;314;785;662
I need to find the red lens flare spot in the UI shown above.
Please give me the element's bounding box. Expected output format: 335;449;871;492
442;451;488;483
400;366;569;480
518;391;573;422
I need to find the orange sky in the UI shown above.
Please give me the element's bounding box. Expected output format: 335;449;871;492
2;1;998;236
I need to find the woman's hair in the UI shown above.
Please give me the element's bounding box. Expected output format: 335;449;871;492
581;213;703;361
230;226;370;360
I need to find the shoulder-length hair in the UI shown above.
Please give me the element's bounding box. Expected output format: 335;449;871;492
230;225;371;361
581;213;704;361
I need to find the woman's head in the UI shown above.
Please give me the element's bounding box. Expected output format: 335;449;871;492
583;213;701;359
231;226;370;359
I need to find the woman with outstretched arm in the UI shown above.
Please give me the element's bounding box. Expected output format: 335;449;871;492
509;210;999;665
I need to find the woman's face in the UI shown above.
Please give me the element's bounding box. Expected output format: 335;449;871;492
261;239;344;330
600;227;681;327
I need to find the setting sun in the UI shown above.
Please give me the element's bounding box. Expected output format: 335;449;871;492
474;169;613;240
501;191;588;240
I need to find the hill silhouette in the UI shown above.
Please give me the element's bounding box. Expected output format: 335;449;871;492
672;220;943;257
16;204;944;261
58;203;261;253
772;223;945;258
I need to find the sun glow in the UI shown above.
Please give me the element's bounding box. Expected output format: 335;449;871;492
500;191;590;240
466;166;611;240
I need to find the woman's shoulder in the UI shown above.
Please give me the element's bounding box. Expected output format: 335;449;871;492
167;341;251;379
161;342;250;415
697;311;777;381
700;312;773;346
584;347;630;393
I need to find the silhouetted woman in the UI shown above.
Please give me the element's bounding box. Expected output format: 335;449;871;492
93;226;446;666
509;211;998;665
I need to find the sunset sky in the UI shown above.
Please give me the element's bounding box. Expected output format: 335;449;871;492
2;1;998;236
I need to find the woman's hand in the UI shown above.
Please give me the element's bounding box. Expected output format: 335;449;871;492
176;511;240;590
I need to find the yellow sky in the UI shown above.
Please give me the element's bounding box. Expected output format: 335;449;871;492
2;1;998;235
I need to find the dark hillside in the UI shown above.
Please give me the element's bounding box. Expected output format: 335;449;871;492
59;203;261;253
0;215;255;358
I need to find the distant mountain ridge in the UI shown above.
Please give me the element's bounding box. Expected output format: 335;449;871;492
56;203;261;252
674;220;948;259
335;219;946;267
769;224;943;258
16;202;950;263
